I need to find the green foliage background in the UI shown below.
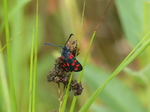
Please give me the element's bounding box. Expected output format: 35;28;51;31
0;0;150;112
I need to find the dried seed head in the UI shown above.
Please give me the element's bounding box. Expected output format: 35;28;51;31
70;80;83;96
66;40;80;57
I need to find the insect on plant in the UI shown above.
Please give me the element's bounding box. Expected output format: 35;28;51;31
45;34;83;97
45;34;83;72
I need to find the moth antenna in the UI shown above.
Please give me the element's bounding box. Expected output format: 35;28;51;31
64;34;74;46
44;43;62;47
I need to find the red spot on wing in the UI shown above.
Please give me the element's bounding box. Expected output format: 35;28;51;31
74;60;77;62
72;63;75;66
62;63;66;67
68;53;74;59
76;64;80;67
74;68;78;71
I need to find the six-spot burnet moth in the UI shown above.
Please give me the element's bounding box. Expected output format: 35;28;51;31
45;34;83;72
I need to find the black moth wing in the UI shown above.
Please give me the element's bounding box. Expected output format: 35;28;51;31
61;54;83;72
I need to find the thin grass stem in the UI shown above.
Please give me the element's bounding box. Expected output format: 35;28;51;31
70;1;114;111
32;1;39;112
60;74;73;112
28;27;35;112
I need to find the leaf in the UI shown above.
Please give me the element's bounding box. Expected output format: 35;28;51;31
115;0;144;46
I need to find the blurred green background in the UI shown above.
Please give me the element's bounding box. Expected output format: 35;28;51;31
1;0;150;112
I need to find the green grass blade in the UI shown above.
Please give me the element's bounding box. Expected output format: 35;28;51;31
60;75;73;112
0;37;13;53
69;95;77;112
0;44;11;112
0;32;20;53
70;1;113;111
115;0;143;46
3;0;17;111
0;0;31;36
28;27;35;112
70;31;96;112
79;31;150;112
84;64;146;112
78;31;96;82
32;1;39;112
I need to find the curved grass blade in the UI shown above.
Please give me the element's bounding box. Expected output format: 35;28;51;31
79;32;150;112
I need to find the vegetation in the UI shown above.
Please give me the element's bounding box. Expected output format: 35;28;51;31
0;0;150;112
